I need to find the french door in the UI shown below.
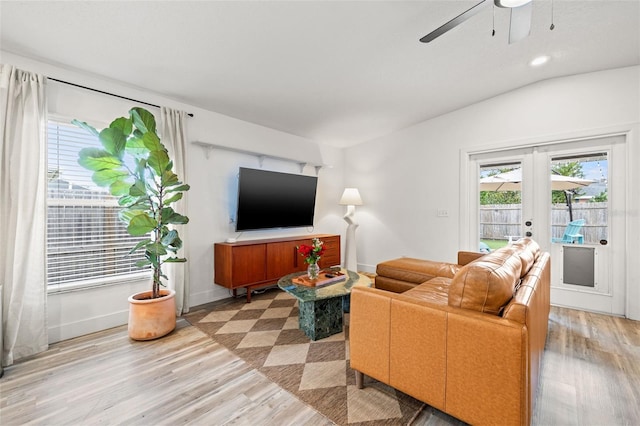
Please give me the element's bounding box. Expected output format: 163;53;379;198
465;135;626;315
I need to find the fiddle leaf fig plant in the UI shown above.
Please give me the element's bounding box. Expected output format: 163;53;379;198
73;107;189;299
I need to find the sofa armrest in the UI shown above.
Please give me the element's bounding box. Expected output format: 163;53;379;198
457;250;485;266
349;287;392;384
444;310;528;425
350;286;530;426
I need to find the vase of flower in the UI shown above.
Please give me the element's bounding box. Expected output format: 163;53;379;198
297;237;325;281
307;262;320;280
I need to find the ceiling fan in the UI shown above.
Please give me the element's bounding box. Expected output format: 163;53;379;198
420;0;533;44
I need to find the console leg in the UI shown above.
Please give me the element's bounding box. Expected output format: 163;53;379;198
355;370;364;389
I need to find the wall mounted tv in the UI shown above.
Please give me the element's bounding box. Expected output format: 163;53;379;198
235;167;318;231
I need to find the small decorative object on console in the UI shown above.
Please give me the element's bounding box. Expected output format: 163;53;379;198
297;237;325;280
292;269;346;287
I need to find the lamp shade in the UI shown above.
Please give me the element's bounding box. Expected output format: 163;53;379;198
339;188;363;206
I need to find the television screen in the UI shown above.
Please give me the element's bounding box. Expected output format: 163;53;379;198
235;167;318;231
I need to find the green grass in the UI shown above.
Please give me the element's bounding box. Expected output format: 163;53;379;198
481;239;509;250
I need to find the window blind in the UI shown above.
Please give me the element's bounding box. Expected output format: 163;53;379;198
47;120;149;286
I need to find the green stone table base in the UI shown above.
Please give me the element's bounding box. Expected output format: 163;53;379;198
298;297;344;341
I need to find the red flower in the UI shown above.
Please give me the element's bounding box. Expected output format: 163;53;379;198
297;238;324;264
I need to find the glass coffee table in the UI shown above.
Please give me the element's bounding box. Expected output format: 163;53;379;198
277;268;372;340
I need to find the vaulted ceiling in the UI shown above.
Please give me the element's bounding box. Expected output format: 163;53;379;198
2;1;638;147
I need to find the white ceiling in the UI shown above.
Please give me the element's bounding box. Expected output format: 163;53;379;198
1;1;638;147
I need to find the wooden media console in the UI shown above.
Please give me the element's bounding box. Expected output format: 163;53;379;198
214;234;341;302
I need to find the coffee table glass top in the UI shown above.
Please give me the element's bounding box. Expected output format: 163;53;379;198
277;268;371;303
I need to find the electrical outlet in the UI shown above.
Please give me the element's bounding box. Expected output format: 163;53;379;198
437;209;449;217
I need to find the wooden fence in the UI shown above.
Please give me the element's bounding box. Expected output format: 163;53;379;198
480;202;607;243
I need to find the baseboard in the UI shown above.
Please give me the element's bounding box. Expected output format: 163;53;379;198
357;263;377;274
188;287;231;309
48;310;128;344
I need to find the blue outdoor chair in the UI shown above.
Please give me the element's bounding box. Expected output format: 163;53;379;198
552;219;585;244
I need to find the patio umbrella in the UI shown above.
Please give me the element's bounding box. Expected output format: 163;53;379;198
479;168;595;221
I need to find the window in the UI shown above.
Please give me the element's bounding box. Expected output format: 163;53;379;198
47;119;149;287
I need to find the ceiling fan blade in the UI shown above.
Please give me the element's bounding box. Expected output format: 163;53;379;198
508;1;533;44
420;0;488;43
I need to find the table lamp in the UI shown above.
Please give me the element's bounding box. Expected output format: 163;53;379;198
339;188;363;272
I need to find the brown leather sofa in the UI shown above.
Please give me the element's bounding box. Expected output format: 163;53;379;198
350;238;550;426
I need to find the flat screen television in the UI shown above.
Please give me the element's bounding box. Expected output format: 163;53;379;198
235;167;318;231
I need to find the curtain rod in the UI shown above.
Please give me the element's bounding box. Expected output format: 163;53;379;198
48;77;194;118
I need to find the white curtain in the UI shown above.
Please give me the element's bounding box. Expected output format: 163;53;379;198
0;65;48;365
160;107;190;315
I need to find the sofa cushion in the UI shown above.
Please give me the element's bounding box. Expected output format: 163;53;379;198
510;238;541;278
448;247;522;315
376;257;460;285
375;276;419;294
402;276;451;306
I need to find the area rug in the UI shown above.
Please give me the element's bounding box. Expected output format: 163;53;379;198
184;287;425;425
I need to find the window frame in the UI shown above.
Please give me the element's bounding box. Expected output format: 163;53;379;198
46;114;151;293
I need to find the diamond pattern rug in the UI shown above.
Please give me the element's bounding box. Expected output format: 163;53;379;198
184;287;425;425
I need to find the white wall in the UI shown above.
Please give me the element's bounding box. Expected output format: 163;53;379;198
2;51;346;342
345;65;640;319
6;49;638;343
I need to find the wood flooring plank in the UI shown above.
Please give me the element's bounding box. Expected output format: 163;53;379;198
1;306;638;426
1;324;331;426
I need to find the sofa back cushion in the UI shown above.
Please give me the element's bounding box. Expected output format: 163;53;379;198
448;247;522;315
510;238;541;277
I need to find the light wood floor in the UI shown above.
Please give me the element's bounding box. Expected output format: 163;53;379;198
0;320;332;425
1;306;638;425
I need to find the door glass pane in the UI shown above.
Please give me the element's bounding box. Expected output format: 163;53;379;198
479;163;522;252
550;153;608;244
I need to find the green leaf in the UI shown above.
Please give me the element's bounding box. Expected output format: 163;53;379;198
99;127;127;158
146;251;159;264
168;235;183;251
127;214;157;236
163;192;183;205
161;170;179;187
147;150;170;176
161;230;182;252
109;179;133;196
72;119;100;137
110;117;133;136
142;131;163;152
161;229;178;246
129;180;147;197
146;242;167;256
92;169;129;187
166;184;190;192
130;107;157;134
161;207;189;225
77;148;122;171
118;195;137;207
125;136;147;157
118;209;136;224
129;238;152;254
135;259;152;268
164;257;187;263
119;208;148;225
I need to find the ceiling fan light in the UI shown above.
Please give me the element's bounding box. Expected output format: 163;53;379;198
494;0;531;8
